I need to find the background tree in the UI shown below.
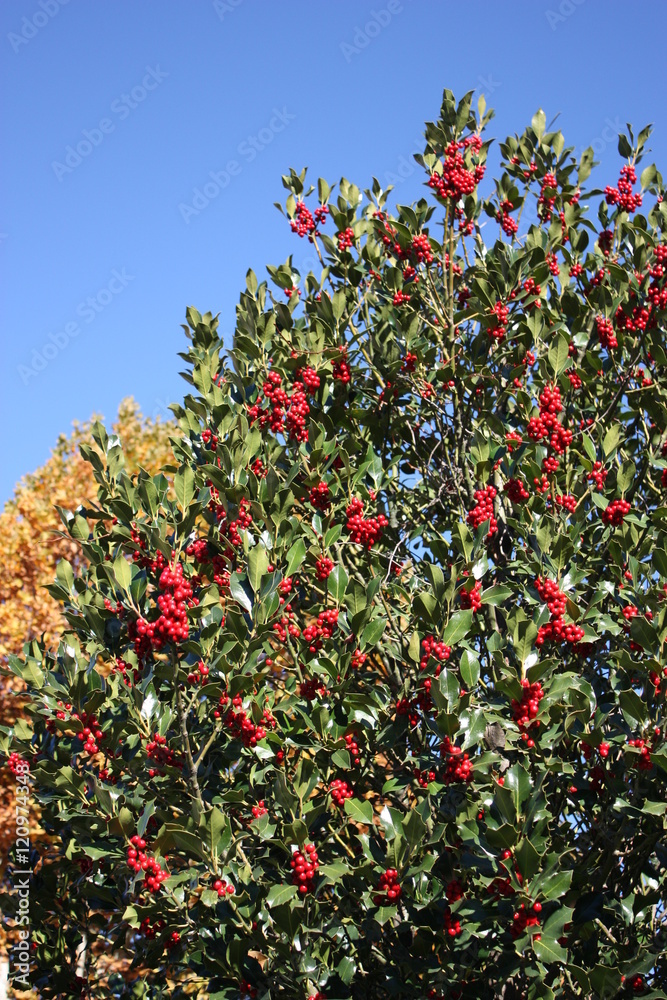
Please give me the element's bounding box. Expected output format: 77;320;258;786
3;91;667;999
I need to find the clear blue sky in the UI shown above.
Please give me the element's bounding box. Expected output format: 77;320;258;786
2;0;665;504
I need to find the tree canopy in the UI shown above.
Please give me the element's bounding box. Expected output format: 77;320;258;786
3;90;667;999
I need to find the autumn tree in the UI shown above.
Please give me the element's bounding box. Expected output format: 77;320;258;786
3;91;667;999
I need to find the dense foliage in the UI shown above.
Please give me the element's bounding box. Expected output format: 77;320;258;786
0;400;172;974
3;90;667;999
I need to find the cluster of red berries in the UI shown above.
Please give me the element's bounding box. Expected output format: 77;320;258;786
332;356;351;383
588;461;608;490
74;710;105;755
401;352;417;373
537;170;558;221
212;876;235;898
186;537;227;593
504;478;530;504
380;227;435;268
290;201;329;239
302;609;339;653
309;482;332;511
278;576;294;599
126;836;168;895
511;901;542;939
486;849;517;899
351;649;367;670
186;659;210;685
446;878;464;904
133;562;195;654
555;494;577;514
272;603;301;642
396;695;422;727
605;165;642;213
7;752;29;775
290;201;315;237
146;733;181;777
428;136;485;202
130;527;159;571
345;733;361;765
251;800;268;821
496;199;517;237
420;635;452;676
527;384;573;454
538;615;586;646
336;227;355;250
627;737;653;770
511;679;544;737
299;676;328;702
546;251;560;276
315;555;334;581
488;300;509;341
330;778;354;807
467;485;498;536
536;576;566;617
290;843;319;895
601;498;631;527
247;370;314;444
378;380;400;403
460;579;482;613
186;537;210;563
139;916;166;940
580;740;610;761
567;370;582;389
444;910;462;938
201;428;218;450
506;429;523;452
298;366;321;392
216;692;276;748
414;767;436;788
373;867;402;905
345;497;388;548
535;577;584;646
596;315;618;350
522;277;542;306
440;737;473;783
407;233;433;264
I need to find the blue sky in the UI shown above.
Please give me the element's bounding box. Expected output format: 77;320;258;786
1;0;665;504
